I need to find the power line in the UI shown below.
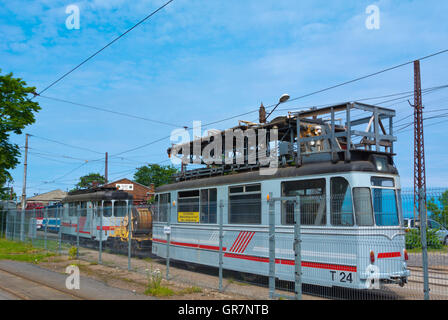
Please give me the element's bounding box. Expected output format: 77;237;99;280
27;161;89;190
38;94;185;128
32;48;448;163
35;0;175;96
29;134;105;156
21;146;99;162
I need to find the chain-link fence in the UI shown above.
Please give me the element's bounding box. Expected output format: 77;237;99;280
1;189;447;300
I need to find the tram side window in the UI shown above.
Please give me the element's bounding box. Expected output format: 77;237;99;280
114;201;127;217
353;188;374;226
372;188;399;226
281;179;326;225
103;201;113;217
80;202;87;217
330;177;354;226
69;203;77;216
200;189;217;224
229;184;261;224
63;203;69;217
178;190;200;223
155;193;170;222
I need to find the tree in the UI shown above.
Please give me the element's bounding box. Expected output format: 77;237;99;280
72;173;105;191
134;164;178;188
427;190;448;227
0;70;40;198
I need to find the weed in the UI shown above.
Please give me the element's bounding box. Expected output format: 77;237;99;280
68;246;78;260
144;265;174;297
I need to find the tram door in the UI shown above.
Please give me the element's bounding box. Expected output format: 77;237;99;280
78;201;93;238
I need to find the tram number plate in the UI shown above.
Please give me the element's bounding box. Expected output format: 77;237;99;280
330;271;353;283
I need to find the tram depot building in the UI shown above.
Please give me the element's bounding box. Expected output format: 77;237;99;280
103;178;154;205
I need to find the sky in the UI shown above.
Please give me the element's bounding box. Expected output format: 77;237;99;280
1;0;448;199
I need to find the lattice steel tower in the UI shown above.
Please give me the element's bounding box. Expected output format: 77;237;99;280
413;60;426;220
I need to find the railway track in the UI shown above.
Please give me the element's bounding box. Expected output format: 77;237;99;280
406;266;448;290
0;266;87;300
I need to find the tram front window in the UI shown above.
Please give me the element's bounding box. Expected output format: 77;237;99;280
372;188;399;226
114;201;127;217
330;177;354;226
353;187;374;226
103;201;112;217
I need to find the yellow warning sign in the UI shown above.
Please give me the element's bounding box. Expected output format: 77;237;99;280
178;212;200;223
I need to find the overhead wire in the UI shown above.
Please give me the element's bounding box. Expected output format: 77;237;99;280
37;94;185;128
110;49;448;156
34;0;175;97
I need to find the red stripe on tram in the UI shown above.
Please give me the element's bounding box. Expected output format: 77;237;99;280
239;232;255;253
153;238;226;252
223;253;357;272
233;231;249;253
153;238;356;272
96;226;118;231
229;232;244;253
377;252;401;259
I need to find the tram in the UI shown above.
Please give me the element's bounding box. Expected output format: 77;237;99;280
60;187;152;249
151;102;410;289
60;187;133;242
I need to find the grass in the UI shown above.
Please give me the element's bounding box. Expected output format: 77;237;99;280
407;245;448;253
0;238;55;263
227;277;249;286
177;286;203;295
144;286;175;297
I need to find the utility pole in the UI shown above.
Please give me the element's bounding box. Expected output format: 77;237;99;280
21;134;29;211
413;60;429;300
20;133;29;241
105;152;108;184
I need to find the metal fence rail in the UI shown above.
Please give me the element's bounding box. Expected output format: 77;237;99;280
0;190;447;300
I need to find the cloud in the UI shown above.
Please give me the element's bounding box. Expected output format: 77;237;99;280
3;0;448;193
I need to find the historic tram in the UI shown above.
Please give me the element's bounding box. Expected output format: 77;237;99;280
60;187;152;249
151;102;410;289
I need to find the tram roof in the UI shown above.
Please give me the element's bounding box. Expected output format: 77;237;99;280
62;187;133;203
156;157;398;193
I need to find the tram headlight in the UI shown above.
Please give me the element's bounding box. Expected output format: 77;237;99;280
373;155;388;172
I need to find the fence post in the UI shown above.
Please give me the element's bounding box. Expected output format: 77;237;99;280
419;189;430;300
13;211;16;241
127;202;132;271
294;196;302;300
1;209;5;239
20;208;25;242
76;205;80;259
4;210;9;239
166;202;171;280
99;205;103;265
44;207;48;251
268;192;275;299
31;209;35;246
58;206;62;254
218;200;224;292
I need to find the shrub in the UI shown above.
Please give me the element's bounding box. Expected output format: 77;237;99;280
405;228;443;250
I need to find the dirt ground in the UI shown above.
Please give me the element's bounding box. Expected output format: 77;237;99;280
37;247;301;300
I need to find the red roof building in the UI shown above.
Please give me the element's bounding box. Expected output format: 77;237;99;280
103;178;154;205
